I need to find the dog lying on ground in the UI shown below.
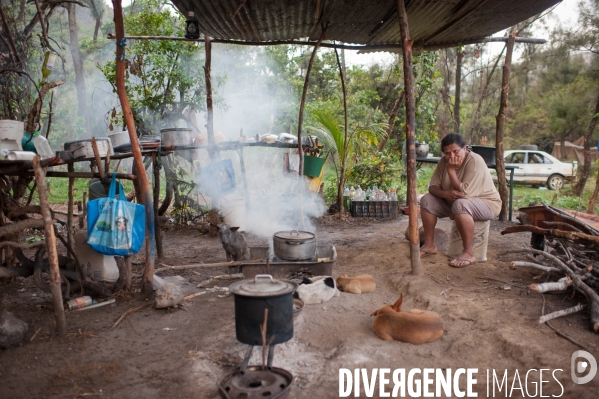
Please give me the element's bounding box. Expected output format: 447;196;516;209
370;294;443;344
336;274;376;294
294;276;340;304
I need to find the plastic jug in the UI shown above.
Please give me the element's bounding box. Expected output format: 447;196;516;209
74;231;119;283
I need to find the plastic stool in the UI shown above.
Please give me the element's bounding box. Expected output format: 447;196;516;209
445;220;490;262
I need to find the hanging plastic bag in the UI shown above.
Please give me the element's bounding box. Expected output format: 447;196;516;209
87;174;145;256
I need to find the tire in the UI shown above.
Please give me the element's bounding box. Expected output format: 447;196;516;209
520;145;538;150
546;174;564;190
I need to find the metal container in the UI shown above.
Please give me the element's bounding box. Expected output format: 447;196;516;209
63;138;113;159
415;142;429;158
160;128;193;147
272;230;316;261
229;275;297;345
108;131;130;147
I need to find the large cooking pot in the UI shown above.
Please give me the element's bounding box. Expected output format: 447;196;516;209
63;138;113;159
273;230;316;261
229;275;297;345
160;128;194;147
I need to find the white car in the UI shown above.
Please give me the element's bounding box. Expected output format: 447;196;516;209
494;150;577;190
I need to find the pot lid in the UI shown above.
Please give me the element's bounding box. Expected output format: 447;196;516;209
273;230;315;241
229;275;297;297
160;128;192;132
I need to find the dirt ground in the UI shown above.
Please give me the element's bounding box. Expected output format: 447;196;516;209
1;214;598;399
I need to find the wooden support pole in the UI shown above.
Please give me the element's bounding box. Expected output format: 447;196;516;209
204;35;217;160
67;163;75;261
237;147;250;208
334;47;349;216
125;256;132;291
454;48;463;133
396;0;422;275
112;0;154;297
495;32;515;221
32;157;67;338
152;153;163;258
297;24;328;176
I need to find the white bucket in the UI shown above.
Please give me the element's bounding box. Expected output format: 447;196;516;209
445;220;490;262
221;196;247;232
0;120;24;151
74;231;119;283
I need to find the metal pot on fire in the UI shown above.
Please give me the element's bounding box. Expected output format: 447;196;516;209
229;275;298;346
272;230;316;261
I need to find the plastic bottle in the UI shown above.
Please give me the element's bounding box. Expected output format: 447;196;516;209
42;51;57;80
349;186;356;199
365;186;371;201
66;296;93;310
343;186;350;210
33;134;54;159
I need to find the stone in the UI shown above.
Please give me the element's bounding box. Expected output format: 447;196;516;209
154;283;184;308
0;310;28;349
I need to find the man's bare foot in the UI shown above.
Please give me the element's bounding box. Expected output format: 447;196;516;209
420;245;437;258
449;252;476;268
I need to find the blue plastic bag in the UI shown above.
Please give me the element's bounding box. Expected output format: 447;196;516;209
87;174;145;256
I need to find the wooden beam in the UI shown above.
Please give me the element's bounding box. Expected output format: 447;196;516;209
112;0;155;297
32;157;67;338
297;24;329;176
495;32;515;221
106;34;547;51
396;0;422;275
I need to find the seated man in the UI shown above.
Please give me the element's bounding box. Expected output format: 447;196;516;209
419;133;502;267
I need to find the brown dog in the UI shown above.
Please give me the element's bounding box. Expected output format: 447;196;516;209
370;294;444;344
336;274;376;294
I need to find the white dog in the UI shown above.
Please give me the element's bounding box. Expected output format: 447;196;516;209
294;276;340;304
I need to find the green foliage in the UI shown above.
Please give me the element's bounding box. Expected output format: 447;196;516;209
99;0;208;135
346;152;403;191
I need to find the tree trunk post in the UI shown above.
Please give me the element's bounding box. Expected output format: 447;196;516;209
454;48;463;133
204;35;217;160
574;90;599;196
112;0;154;297
67;163;75;261
334;47;348;216
297;24;328;177
152;153;163;258
396;0;422;275
495;32;516;221
67;3;90;133
377;92;404;152
32;157;67;339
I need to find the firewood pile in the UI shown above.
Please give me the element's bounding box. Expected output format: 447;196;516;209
500;204;599;333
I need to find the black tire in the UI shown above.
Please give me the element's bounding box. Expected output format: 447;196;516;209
546;174;564;191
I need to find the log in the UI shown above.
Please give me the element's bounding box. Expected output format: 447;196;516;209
33;157;66;338
529;277;571;293
0;241;46;250
67;163;75;261
112;0;154;296
511;261;560;273
539;304;586;324
396;0;422;275
112;256;127;293
501;225;599;245
591;301;599;333
154;260;267;274
502;249;599;305
0;219;45;238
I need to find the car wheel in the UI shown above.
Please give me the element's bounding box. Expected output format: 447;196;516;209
546;174;564;190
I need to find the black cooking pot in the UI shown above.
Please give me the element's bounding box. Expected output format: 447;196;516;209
229;275;298;346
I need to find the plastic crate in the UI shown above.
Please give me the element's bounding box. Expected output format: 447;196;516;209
350;201;398;219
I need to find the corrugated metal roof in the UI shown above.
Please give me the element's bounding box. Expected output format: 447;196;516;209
171;0;559;50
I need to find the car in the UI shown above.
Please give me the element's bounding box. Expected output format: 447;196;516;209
492;150;577;190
